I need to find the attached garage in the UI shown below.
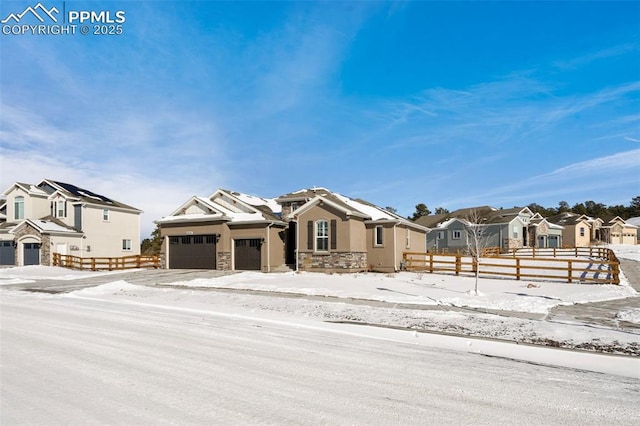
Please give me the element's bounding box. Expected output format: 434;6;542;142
23;242;41;266
169;235;217;269
0;241;15;266
234;239;261;270
548;235;560;248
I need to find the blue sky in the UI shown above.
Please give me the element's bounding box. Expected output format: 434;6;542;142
1;0;639;237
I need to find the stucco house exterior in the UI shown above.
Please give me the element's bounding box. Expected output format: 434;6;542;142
600;216;638;245
0;180;142;266
527;213;564;248
627;217;640;244
155;189;286;272
157;187;429;273
277;188;429;273
546;212;592;247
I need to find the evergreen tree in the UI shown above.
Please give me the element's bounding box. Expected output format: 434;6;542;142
408;203;431;220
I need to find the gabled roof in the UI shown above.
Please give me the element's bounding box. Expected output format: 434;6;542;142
2;182;49;197
10;218;82;236
284;188;429;232
39;179;141;212
156;189;285;226
414;213;450;229
416;206;532;228
546;212;591;227
627;217;640;227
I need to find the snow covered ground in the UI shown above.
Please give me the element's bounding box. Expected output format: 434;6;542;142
1;265;635;315
610;243;640;261
1;249;639;423
1;290;639;425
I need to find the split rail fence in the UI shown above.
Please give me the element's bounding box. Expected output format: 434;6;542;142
403;247;620;285
52;253;160;271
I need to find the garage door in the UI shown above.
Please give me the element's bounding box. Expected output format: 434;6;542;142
169;235;216;269
548;236;559;248
234;239;261;271
0;241;15;265
24;243;41;266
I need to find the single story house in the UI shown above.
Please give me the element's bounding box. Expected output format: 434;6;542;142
155;189;287;272
157;187;430;273
546;212;592;247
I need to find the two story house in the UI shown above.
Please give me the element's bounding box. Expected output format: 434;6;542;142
0;179;142;266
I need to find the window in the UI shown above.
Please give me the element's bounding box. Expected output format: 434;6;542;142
103;209;110;221
513;226;519;238
290;202;299;212
57;200;66;218
580;227;585;237
122;239;132;251
452;230;461;240
406;229;411;248
375;225;384;246
14;196;24;220
316;220;329;251
437;231;444;240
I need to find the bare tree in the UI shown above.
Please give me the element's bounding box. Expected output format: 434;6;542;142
464;209;492;296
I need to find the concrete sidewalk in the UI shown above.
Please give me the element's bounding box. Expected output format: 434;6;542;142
546;258;640;329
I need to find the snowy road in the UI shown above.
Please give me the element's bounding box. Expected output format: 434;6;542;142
2;292;639;425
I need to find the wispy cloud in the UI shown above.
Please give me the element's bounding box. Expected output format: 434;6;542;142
553;43;638;70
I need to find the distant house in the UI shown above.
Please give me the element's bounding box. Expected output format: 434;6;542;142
600;216;638;245
527;213;564;248
0;180;142;266
626;217;640;244
546;212;591;247
417;206;536;252
156;187;429;273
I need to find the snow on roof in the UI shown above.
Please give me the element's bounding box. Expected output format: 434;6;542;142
332;193;394;221
157;212;225;223
229;191;281;214
626;217;640;227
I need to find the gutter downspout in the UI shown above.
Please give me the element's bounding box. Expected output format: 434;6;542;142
266;223;273;272
393;225;397;272
295;217;299;272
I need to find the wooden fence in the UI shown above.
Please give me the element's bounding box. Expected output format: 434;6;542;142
403;248;620;285
506;246;616;261
52;253;160;271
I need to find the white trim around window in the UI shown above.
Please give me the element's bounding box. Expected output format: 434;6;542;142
315;220;329;252
452;230;461;240
122;239;132;251
374;225;384;246
103;208;110;221
14;196;24;220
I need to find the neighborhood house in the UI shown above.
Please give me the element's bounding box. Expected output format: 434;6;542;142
0;180;142;266
156;187;429;273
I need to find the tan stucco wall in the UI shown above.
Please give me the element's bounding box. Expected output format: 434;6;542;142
296;204;366;253
562;221;591;247
365;223;393;271
81;205;141;256
5;187;49;221
160;221;286;271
